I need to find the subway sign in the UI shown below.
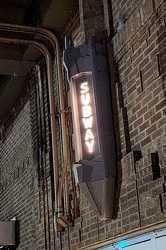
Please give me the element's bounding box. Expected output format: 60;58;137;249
63;37;116;219
71;73;99;161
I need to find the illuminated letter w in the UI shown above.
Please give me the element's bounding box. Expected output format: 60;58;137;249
82;116;93;129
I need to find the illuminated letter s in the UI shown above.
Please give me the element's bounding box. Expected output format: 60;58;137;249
80;82;89;94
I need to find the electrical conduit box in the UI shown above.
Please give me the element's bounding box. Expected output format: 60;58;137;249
63;37;116;219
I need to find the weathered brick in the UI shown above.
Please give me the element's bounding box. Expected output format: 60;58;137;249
0;1;166;250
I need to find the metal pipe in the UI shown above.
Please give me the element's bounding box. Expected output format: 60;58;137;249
0;36;60;229
0;22;70;225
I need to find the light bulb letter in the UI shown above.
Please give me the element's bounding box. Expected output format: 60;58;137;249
82;106;92;117
81;93;90;105
85;129;94;141
82;116;93;129
80;82;89;94
85;140;94;153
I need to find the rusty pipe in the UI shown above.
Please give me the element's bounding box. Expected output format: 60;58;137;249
0;36;60;230
0;22;70;225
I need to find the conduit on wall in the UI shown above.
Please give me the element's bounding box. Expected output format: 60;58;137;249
0;25;70;231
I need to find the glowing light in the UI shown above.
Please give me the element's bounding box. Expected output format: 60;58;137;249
117;241;128;248
85;140;94;153
85;129;94;141
82;116;93;129
80;80;95;153
80;82;89;94
81;93;90;105
82;105;92;117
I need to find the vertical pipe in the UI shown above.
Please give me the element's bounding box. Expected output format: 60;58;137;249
0;37;61;230
0;22;71;226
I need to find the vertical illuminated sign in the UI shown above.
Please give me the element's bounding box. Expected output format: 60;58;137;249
63;37;116;219
72;73;100;162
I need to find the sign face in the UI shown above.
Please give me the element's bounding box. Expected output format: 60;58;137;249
64;39;116;219
71;73;100;161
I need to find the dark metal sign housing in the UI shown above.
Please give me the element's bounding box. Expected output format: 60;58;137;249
0;221;16;246
63;37;116;219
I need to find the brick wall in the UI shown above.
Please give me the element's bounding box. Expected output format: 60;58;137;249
0;99;36;249
113;0;166;156
55;0;166;249
0;13;81;249
0;0;166;249
29;65;56;250
0;67;56;249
